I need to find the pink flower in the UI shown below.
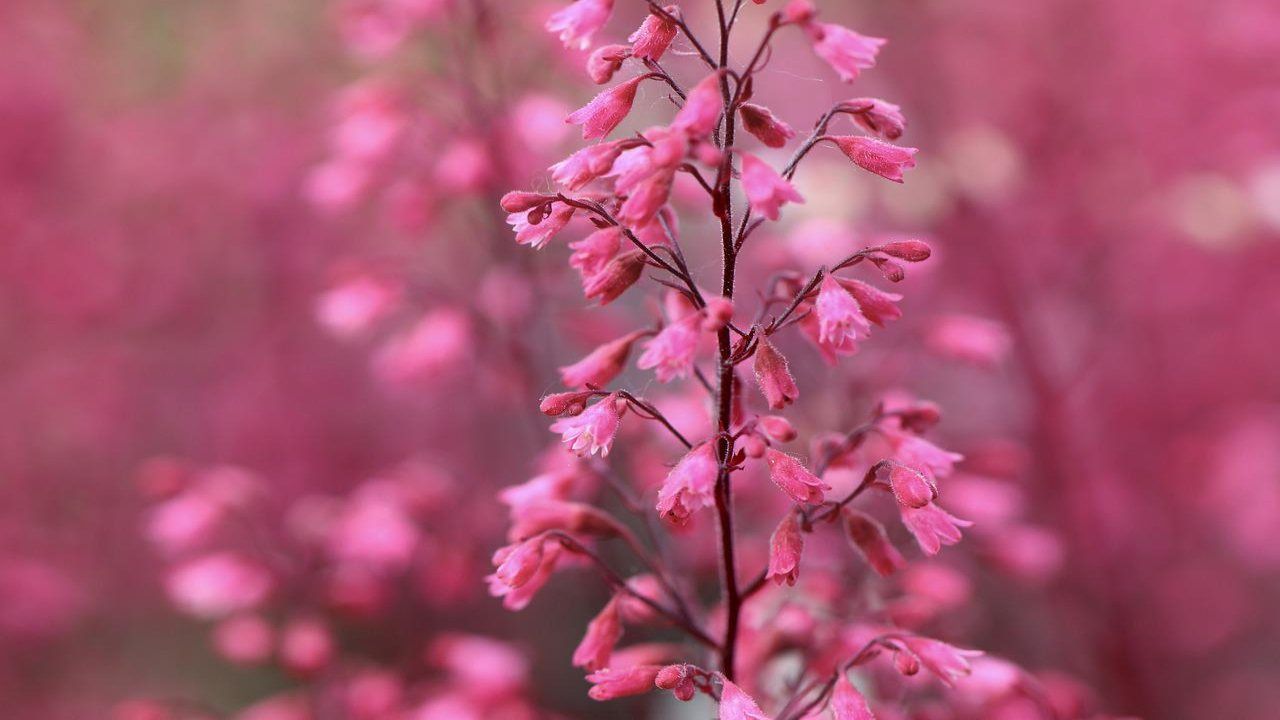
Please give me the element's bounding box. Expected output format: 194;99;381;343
618;169;674;228
569;226;623;280
835;278;902;326
758;415;797;442
741;153;804;221
765;448;829;504
926;314;1012;367
280;617;334;677
654;664;698;701
800;309;860;365
326;495;420;571
546;0;614;50
701;296;734;331
753;335;799;409
550;393;624;456
429;634;530;699
739;103;796;148
780;0;816;24
878;239;932;262
551;141;626;189
628;7;679;61
828;136;918;183
568;75;647;140
487;543;562;610
587;44;631;84
507;500;621;540
672;72;724;138
583;250;647;305
844;509;905;576
656;443;719;525
315;275;400;338
805;22;885;82
815;274;871;346
586;665;662;701
165;553;272;619
539;391;598;418
507;203;576;248
492;537;547;589
718;677;772;720
637;313;701;381
766;513;804;586
831;675;875;720
901;636;983;686
900;503;974;555
573;597;624;670
212;614;274;666
884;462;936;508
889;431;964;479
560;330;644;388
843;97;906;140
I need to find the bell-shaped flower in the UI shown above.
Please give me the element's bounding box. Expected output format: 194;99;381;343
766;513;804;586
900;502;973;555
828;135;918;183
568;75;648;140
753;335;799;409
550;393;624;456
637;313;701;381
804;22;885;82
765;448;829;504
656;443;719;525
741;153;804;221
546;0;615;50
559;329;644;388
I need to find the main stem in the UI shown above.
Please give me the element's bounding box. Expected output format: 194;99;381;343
712;0;742;681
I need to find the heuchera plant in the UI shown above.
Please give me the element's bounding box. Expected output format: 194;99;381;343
490;1;1044;717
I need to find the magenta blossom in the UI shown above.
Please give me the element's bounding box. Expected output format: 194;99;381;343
628;6;678;61
656;443;719;524
586;665;663;701
901;636;983;686
741;153;805;221
718;677;772;720
765;448;829;504
828;135;918;183
559;330;644;388
637;312;702;381
545;0;614;50
900;503;974;556
550;393;624;457
567;75;647;140
815;274;871;345
804;22;885;82
766;513;804;586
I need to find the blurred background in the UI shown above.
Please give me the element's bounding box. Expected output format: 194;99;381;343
2;0;1278;718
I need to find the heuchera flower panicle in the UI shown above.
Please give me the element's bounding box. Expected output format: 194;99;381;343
491;2;1081;717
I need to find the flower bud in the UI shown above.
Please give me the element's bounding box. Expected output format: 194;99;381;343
500;191;554;213
844;509;905;576
586;665;663;700
539;390;596;417
739;103;797;148
655;664;697;701
878;239;932;262
758;415;797;442
587;44;631;84
752;334;799;409
583;250;647;305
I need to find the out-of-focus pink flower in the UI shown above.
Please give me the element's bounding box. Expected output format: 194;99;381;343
766;512;804;586
568;75;646;140
165;553;272;620
804;22;885;82
629;7;679;61
212;614;274;666
901;636;983;686
828;136;918;183
753;335;799;409
433;139;491;192
758;415;797;442
583;250;648;305
836;278;902;327
831;675;875;719
618;169;674;228
672;72;724;139
900;503;974;556
552;141;626;190
344;670;404;720
587;44;631;84
550;393;623;456
843;97;906;140
560;329;643;388
305;159;371;212
888;431;964;479
741;153;804;221
702;296;734;331
740;103;796;148
569;226;624;280
586;665;662;701
815;274;871;346
765;448;829;504
0;559;85;642
280;617;334;677
373;309;471;384
844;509;905;576
656;442;719;524
546;0;614;50
327;495;420;571
780;0;816;24
718;677;771;720
332;82;405;161
573;597;624;670
492;538;547;590
428;634;529;700
507;203;576;248
234;694;310;720
637;313;701;381
507;500;621;540
315;275;401;338
926;314;1012;367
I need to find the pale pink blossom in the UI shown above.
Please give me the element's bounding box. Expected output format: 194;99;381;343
587;44;631;84
900;503;974;555
637;313;701;381
656;443;719;524
433;139;490;191
507;203;576;248
487;543;562;610
672;72;724;138
326;495;420;571
884;462;937;508
559;329;643;388
815;274;871;345
889;431;964;479
844;509;905;576
344;671;404;720
741;153;804;221
279;617;334;677
546;0;614;50
567;75;646;140
551;141;626;189
878;239;932;262
583;250;647;304
550;393;624;456
507;500;621;540
701;296;734;331
573;597;624;670
758;415;797;442
831;675;876;720
836;278;902;327
805;22;885;82
428;634;529;699
628;7;679;61
165;553;272;619
900;636;983;686
618;168;674;227
800;309;860;364
212;614;274;666
492;537;546;589
739;103;796;148
569;226;624;281
372;309;471;384
315;276;400;338
765;448;829;504
843;97;906;140
719;677;772;720
586;665;663;701
926;314;1012;367
766;513;804;586
828;136;918;183
753;335;799;409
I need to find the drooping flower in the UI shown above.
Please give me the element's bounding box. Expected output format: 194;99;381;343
836;277;902;327
739;103;796;148
804;22;885;82
551;141;626;189
487;543;562;610
550;393;624;456
718;677;772;720
765;448;829;504
165;552;273;620
701;296;734;331
583;250;647;305
900;636;983;686
573;597;624;671
637;313;701;381
654;664;698;701
741;153;804;221
900;503;974;556
559;329;644;388
878;238;932;262
800;309;860;365
758;415;797;442
844;509;905;576
815;274;871;345
925;314;1012;367
586;665;663;701
628;6;679;61
672;72;723;139
491;537;547;590
618;169;674;227
587;44;632;84
507;203;576;249
753;334;799;409
546;0;615;50
884;462;936;508
569;226;623;280
889;431;964;479
828;136;918;183
507;500;622;540
842;97;906;140
568;75;648;140
831;675;876;720
656;443;719;524
766;512;804;586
